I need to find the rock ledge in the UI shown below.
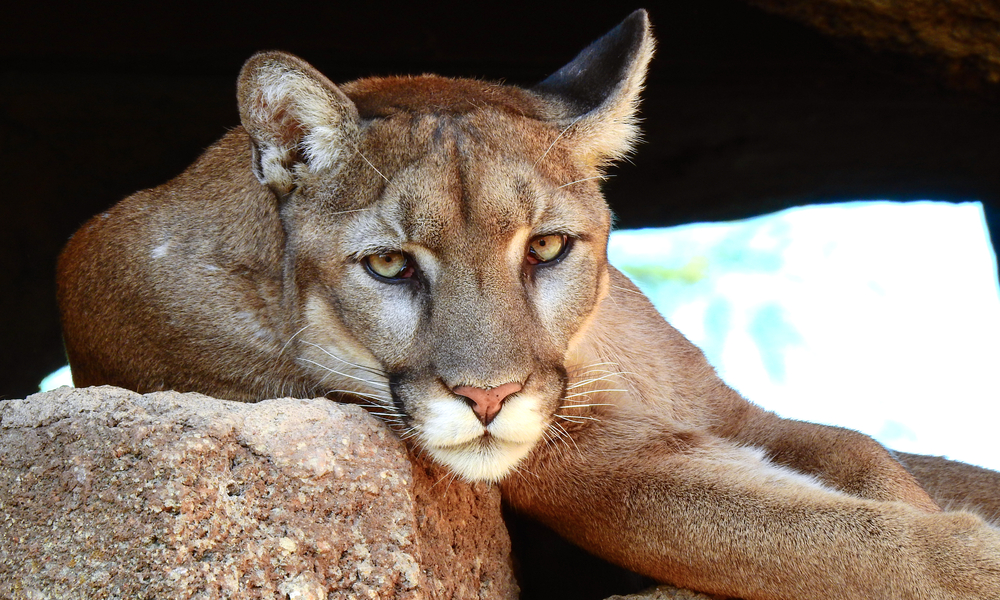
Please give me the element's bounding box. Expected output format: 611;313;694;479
0;386;517;600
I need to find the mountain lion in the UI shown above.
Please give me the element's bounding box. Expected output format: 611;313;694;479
57;10;1000;599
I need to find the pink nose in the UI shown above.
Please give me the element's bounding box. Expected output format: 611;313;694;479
452;382;523;425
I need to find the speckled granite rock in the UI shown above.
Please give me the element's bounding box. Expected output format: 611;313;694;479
604;584;725;600
0;386;517;600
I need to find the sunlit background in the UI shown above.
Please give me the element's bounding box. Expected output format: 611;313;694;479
609;201;1000;471
41;200;1000;471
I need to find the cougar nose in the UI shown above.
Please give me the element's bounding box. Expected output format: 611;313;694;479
452;382;523;425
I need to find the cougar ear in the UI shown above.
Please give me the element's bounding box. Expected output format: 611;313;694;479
237;51;360;196
533;9;655;168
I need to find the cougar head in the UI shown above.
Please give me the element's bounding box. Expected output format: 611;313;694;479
237;11;654;481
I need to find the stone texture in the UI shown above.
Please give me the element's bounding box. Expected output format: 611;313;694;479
0;386;517;600
605;584;725;600
745;0;1000;89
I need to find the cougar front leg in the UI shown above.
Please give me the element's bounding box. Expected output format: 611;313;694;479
503;416;1000;600
895;452;1000;521
716;401;940;512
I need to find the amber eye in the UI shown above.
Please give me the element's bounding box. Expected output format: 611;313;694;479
527;234;568;265
364;252;414;280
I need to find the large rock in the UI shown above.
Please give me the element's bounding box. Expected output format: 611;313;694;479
0;386;517;600
605;586;719;600
745;0;1000;89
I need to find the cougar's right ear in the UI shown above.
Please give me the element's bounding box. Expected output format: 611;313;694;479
533;10;655;169
237;51;360;197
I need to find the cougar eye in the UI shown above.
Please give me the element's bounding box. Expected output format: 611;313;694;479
364;252;414;280
527;234;568;265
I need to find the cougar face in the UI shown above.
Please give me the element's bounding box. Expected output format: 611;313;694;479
59;11;651;482
289;101;612;481
229;13;649;481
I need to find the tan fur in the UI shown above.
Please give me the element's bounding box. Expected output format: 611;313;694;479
58;10;1000;599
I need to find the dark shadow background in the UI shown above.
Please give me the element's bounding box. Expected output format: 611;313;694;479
3;2;999;402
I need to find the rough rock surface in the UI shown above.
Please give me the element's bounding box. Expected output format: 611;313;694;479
745;0;1000;89
0;386;517;600
605;584;724;600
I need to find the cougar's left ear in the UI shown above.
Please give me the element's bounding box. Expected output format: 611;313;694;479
237;51;360;197
533;9;655;168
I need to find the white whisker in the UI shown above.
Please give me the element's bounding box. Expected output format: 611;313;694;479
366;411;403;419
546;423;569;443
329;207;374;216
567;378;616;388
534;117;580;168
567;374;626;389
541;427;559;445
323;388;391;402
557;174;611;189
278;324;311;359
568;367;618;376
431;470;460;492
568;375;636;388
355;147;390;183
564;389;627;399
610;284;645;296
504;459;538;483
549;421;580;455
556;414;600;423
298;357;388;390
569;361;621;371
301;341;390;383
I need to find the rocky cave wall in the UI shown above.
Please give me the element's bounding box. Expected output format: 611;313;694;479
747;0;1000;90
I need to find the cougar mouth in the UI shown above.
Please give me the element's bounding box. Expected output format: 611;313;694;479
410;390;549;481
424;435;537;482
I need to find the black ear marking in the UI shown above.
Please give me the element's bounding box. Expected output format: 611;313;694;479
533;9;651;115
530;10;654;165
